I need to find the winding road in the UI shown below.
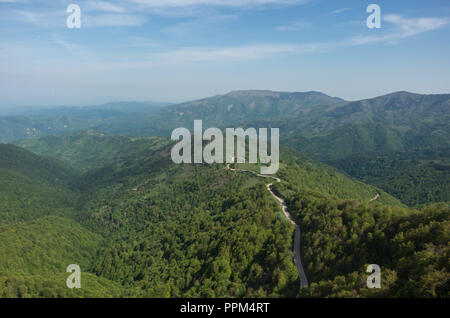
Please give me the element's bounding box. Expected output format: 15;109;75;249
369;193;381;202
226;164;309;288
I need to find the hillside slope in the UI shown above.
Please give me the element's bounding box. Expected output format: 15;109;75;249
18;130;171;172
2;132;448;297
0;144;79;223
0;216;123;297
0;101;167;142
329;148;450;206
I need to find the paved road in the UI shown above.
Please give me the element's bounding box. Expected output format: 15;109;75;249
226;164;309;288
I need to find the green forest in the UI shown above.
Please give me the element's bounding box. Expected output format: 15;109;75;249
0;89;449;299
1;134;302;297
329;148;450;206
0;130;448;298
278;190;449;297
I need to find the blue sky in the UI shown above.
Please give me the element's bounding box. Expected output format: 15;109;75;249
1;0;450;106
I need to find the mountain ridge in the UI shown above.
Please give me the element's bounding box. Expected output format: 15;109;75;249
2;90;449;164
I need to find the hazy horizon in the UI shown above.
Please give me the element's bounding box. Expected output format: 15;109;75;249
2;87;450;109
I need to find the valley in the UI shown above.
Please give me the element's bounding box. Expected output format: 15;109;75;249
226;163;308;288
0;90;448;298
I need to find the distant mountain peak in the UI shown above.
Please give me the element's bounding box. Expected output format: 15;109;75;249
223;90;346;103
373;91;450;100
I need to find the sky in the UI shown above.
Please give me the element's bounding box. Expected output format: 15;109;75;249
0;0;450;106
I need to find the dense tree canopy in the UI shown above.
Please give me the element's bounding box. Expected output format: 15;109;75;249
0;132;448;298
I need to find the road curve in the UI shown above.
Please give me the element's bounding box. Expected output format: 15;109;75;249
226;164;309;288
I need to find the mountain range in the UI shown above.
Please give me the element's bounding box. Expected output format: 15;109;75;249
4;89;448;207
2;90;449;160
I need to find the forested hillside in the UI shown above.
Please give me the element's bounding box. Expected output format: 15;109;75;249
329;148;450;206
0;101;166;142
1;127;448;298
18;130;171;172
277;191;449;297
274;147;403;206
86;168;299;297
0;144;78;223
0;136;300;297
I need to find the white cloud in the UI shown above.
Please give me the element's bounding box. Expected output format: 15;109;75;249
7;7;147;28
95;42;330;69
157;44;299;62
126;37;165;48
12;9;65;28
161;13;237;33
129;0;309;8
345;15;450;46
330;7;351;15
275;20;312;31
3;9;449;70
83;13;148;27
85;1;125;13
384;14;449;36
7;15;448;70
